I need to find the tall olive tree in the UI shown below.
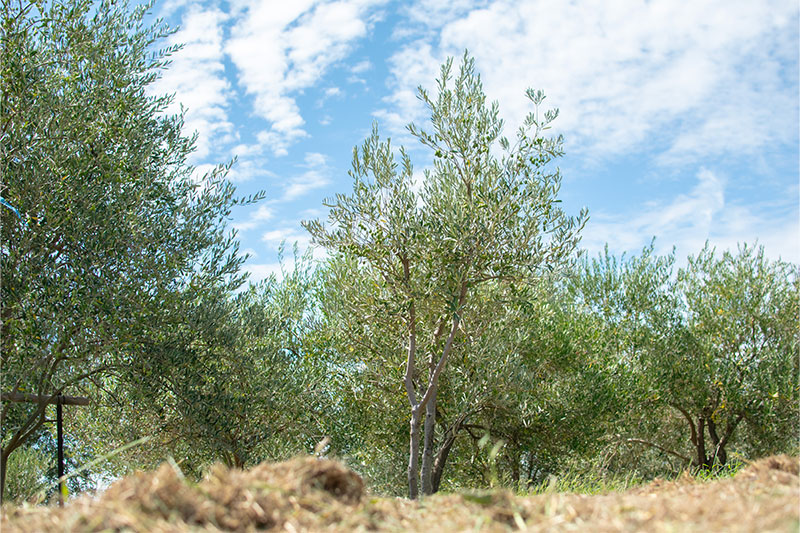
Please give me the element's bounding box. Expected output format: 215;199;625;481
0;0;255;499
305;53;586;498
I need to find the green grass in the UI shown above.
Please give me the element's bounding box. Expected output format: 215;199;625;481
526;468;645;495
689;458;747;482
523;457;748;496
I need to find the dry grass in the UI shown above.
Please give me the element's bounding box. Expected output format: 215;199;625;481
2;455;797;532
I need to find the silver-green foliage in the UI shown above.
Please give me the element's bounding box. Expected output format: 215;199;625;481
0;0;256;499
574;242;799;471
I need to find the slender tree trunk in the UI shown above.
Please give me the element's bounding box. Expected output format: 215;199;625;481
431;428;457;493
526;451;536;488
233;451;246;469
431;411;472;493
706;417;725;466
718;412;744;466
407;281;466;499
696;415;708;469
707;412;744;468
402;268;420;500
408;407;422;499
420;383;437;495
0;401;50;503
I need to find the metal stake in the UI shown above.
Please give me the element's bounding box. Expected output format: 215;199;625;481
0;391;89;505
57;395;64;506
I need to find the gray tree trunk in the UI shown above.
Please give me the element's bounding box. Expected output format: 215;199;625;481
408;407;422;499
420;383;437;495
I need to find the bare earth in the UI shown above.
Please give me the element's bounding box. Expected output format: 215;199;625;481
3;455;798;532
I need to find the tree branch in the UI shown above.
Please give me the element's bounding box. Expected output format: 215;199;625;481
419;281;468;410
718;412;744;451
669;403;698;447
625;438;691;464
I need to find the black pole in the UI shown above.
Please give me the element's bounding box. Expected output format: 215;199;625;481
0;391;89;505
57;395;64;506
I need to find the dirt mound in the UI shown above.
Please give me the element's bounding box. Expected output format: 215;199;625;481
507;458;799;533
739;454;800;485
2;455;797;532
1;456;364;532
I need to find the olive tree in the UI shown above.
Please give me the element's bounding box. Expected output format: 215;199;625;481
671;244;799;467
574;243;798;471
0;0;255;499
305;53;586;498
114;254;326;473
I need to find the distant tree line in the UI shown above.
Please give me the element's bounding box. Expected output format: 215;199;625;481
1;0;797;503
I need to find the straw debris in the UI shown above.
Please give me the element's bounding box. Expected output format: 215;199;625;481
2;455;797;532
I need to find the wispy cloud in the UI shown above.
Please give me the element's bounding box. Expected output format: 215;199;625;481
226;0;387;156
242;262;283;284
260;224;329;266
252;204;274;221
262;227;312;252
150;6;232;162
351;59;372;73
581;168;799;263
380;0;798;164
372;40;439;142
280;152;332;201
231;204;275;233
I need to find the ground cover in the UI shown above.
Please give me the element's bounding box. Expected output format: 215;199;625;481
2;455;797;532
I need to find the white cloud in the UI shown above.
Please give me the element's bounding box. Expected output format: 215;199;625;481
232;220;257;231
231;204;275;233
380;0;798;163
304;152;327;167
150;6;232;162
581;168;799;263
262;227;312;251
252;204;274;221
243;262;283;284
231;142;264;158
283;172;330;200
372;40;440;142
226;0;386;156
189;163;219;186
347;58;373;83
226;158;276;183
393;0;484;40
260;224;330;266
300;207;326;219
279;152;332;201
351;59;373;73
158;0;193;18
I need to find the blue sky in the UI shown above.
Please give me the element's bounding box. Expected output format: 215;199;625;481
149;0;799;283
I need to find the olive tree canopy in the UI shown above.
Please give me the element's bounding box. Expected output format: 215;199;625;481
0;0;256;499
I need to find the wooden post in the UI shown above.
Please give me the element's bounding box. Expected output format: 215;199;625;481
1;392;90;505
0;392;90;406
